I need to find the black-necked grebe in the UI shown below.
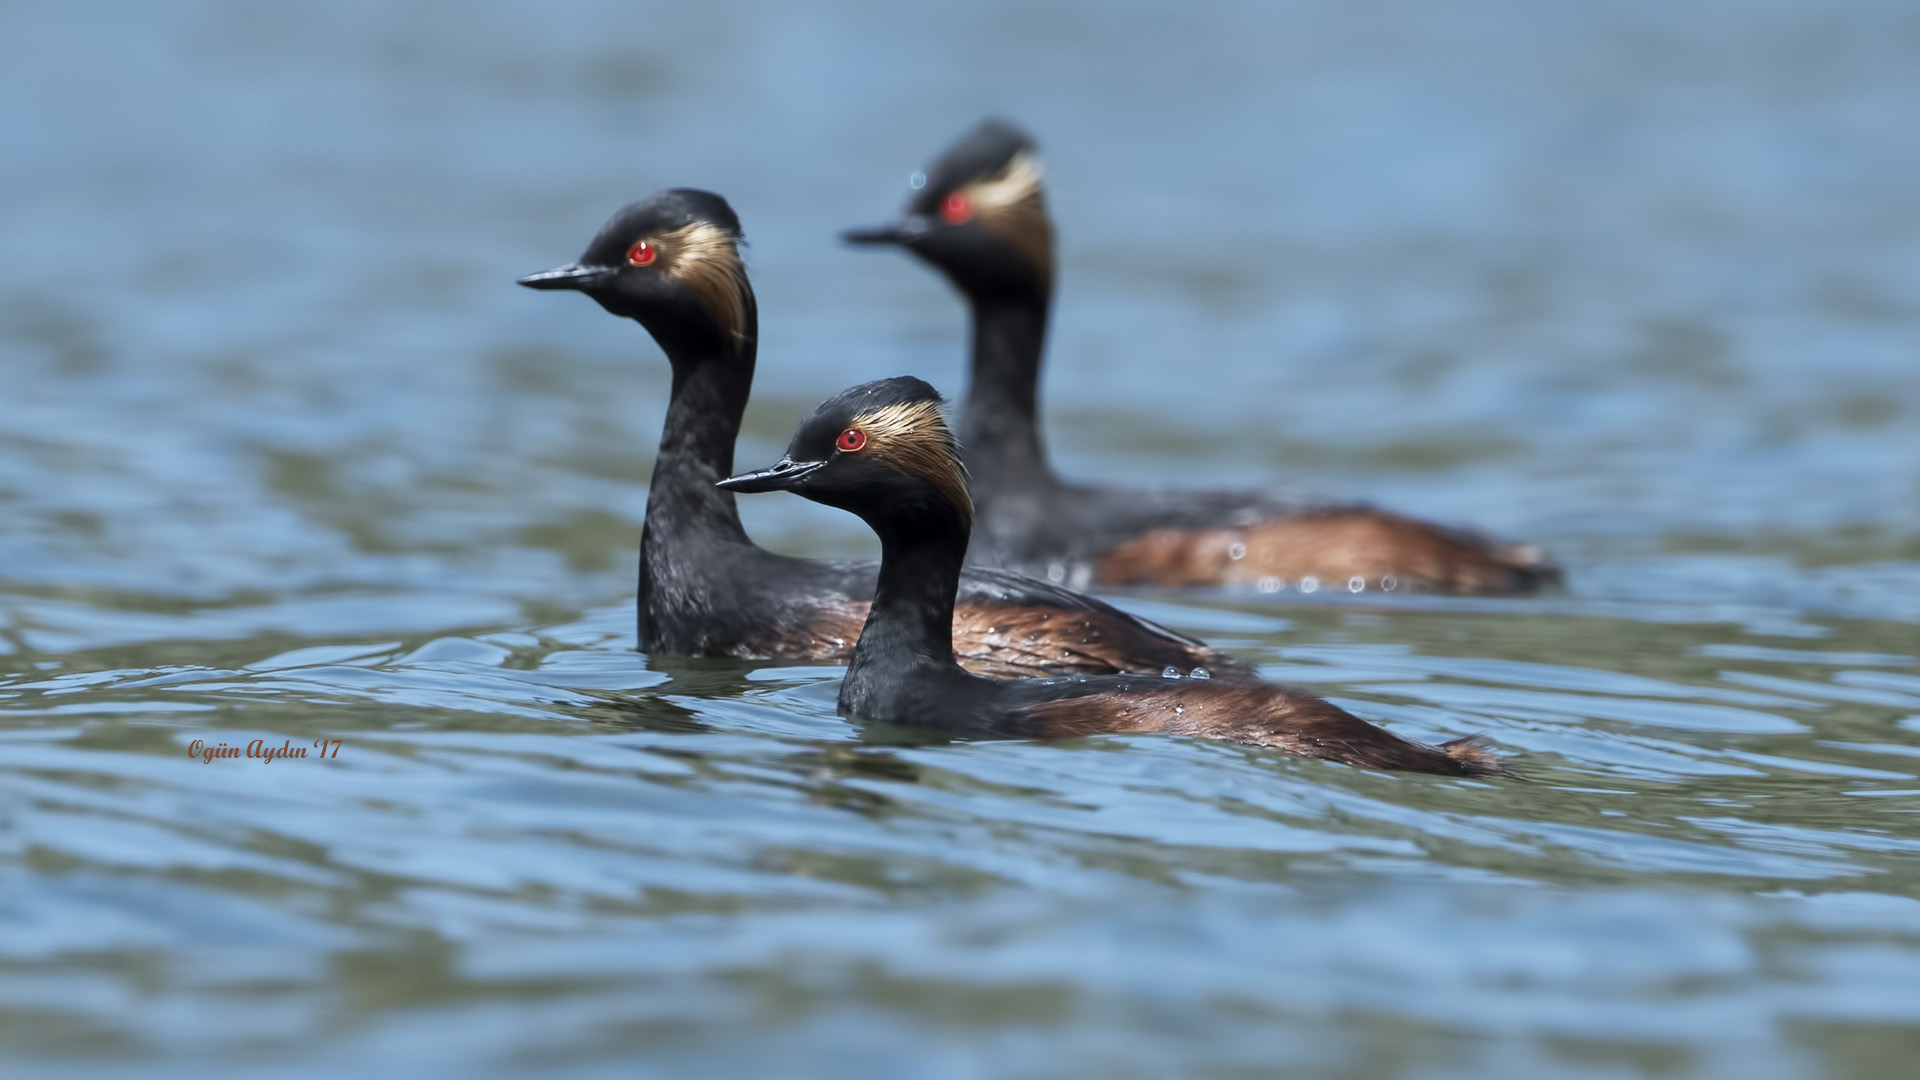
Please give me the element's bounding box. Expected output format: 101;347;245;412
844;120;1559;596
721;376;1504;777
518;189;1246;678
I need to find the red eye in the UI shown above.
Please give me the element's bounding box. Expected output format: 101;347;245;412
626;240;656;267
940;191;973;225
836;428;867;452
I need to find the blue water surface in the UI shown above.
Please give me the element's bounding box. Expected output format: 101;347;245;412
4;2;1920;1077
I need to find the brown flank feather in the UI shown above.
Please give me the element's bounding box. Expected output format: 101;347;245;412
947;603;1246;678
767;599;1242;678
1093;509;1549;594
1024;684;1506;777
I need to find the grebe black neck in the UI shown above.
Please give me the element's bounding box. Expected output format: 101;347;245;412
519;188;758;551
719;377;972;669
960;294;1054;489
844;119;1058;489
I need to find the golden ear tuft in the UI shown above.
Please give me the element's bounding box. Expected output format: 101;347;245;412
969;151;1045;212
962;151;1053;284
656;222;751;346
851;400;972;528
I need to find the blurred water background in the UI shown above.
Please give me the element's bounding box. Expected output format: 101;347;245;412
4;1;1920;1076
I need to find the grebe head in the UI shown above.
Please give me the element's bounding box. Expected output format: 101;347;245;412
719;377;973;532
843;119;1054;299
519;188;752;350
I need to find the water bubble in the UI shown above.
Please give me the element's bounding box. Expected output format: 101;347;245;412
1162;666;1181;679
1299;576;1320;594
1381;575;1398;592
1348;576;1366;593
1257;576;1283;593
1189;667;1211;680
1227;542;1246;561
909;170;927;189
1046;563;1066;583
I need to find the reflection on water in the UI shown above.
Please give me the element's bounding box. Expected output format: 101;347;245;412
5;0;1920;1076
